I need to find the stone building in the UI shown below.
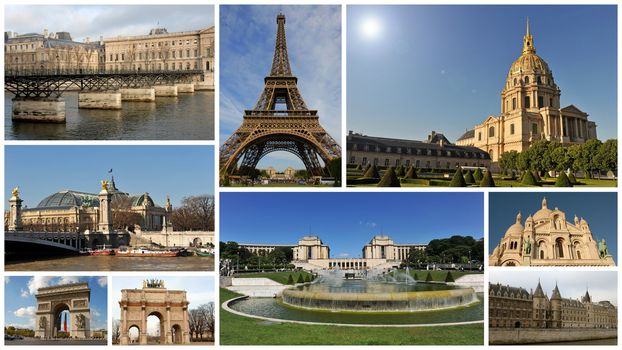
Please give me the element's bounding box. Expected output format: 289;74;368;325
456;20;597;161
347;131;491;170
362;235;426;261
4;30;104;73
103;27;214;81
489;197;615;266
239;235;427;271
489;281;617;329
4;177;171;233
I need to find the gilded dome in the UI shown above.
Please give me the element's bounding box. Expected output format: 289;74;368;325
509;53;551;76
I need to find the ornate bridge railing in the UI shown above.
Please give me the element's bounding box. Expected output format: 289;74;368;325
5;69;204;98
5;230;86;252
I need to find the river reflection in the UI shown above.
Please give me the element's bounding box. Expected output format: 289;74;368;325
5;255;214;271
5;90;214;140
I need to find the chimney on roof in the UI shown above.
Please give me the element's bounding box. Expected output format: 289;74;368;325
43;29;49;38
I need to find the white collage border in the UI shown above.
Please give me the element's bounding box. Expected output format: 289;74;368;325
0;0;620;349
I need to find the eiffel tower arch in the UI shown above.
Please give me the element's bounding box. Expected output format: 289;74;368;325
220;13;341;180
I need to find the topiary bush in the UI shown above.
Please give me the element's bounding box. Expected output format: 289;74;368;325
480;169;496;187
355;164;362;171
413;272;419;281
395;165;404;177
473;168;483;182
555;171;573;187
521;170;539;186
568;172;577;184
425;272;433;282
377;167;401;187
532;170;542;183
445;271;455;283
464;170;475;184
449;168;467;187
296;274;305;284
287;274;294;285
363;164;380;178
404;166;417;179
304;274;311;283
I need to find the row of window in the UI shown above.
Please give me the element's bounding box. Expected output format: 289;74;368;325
350;157;486;168
128;38;198;49
110;49;204;62
108;61;203;71
512;75;553;87
477;123;539;141
350;144;487;159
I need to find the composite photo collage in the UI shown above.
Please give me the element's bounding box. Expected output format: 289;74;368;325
0;1;620;348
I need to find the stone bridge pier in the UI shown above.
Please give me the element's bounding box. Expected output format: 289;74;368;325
12;97;66;123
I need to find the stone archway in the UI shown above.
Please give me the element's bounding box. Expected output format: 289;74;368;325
34;283;91;339
119;279;191;345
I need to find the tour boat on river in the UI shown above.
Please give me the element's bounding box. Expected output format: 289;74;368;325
115;247;179;257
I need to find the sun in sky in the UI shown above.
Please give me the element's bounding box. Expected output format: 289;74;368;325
361;16;381;39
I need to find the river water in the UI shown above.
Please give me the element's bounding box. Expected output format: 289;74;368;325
5;90;214;140
5;255;214;271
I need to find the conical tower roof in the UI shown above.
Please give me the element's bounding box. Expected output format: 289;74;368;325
533;280;545;297
551;283;562;300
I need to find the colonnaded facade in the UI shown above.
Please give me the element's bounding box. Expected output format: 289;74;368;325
489;281;617;329
456;20;597;161
4;177;170;233
347;131;491;170
489;197;615;266
239;235;426;270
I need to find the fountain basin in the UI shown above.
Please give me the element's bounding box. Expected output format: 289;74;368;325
282;285;477;312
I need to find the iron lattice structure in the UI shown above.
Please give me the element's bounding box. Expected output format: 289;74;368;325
4;69;203;98
220;13;341;179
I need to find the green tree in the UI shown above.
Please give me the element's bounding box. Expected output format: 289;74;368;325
377;167;401;187
521;170;539;186
294;169;309;180
328;157;342;186
596;139;617;172
449;168;467;187
445;271;455;283
473;168;483;182
464;170;475;184
555;171;572;187
567;172;577;184
296;274;304;284
287;274;294;285
480;169;496;187
499;150;519;172
550;146;569;172
363;164;380;178
425;272;433;282
404;166;417;179
577;139;603;178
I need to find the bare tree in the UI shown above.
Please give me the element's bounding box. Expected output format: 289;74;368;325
112;197;143;231
112;319;120;344
171;195;215;231
187;308;205;341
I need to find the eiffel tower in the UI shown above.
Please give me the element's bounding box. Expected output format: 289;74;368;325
220;13;341;180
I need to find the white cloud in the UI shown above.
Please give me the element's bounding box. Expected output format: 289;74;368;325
14;306;36;318
20;289;29;298
91;307;101;318
97;277;108;287
58;276;81;285
5;277;10;284
27;276;54;295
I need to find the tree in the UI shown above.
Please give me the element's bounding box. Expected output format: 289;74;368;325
328;157;342;186
425;272;433;282
112;319;121;344
521;170;539;186
445;271;455;282
499;150;519;173
576;139;603;178
404;166;417;179
171;195;215;231
480;169;495;187
294;169;309;180
363;165;380;178
596;139;617;173
567;172;577;184
555;171;572;187
188;303;214;341
287;274;294;285
111;196;144;231
464;170;475;184
377;167;401;187
296;274;304;284
449;168;467;187
473;168;483;182
550;146;569;172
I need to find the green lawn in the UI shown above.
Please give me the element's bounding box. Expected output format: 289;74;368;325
391;269;480;281
234;271;313;285
220;288;483;345
227;183;334;187
348;176;616;187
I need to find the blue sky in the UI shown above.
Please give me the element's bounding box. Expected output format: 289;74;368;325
490;271;617;305
221;192;483;258
489;192;617;260
220;5;341;171
111;276;214;334
4;276;108;330
5;145;214;209
348;5;617;142
5;5;214;41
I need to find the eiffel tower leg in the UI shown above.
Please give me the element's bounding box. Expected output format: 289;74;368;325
238;144;263;176
297;142;325;177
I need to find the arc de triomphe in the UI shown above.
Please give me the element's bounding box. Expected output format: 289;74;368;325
34;282;91;339
119;279;191;345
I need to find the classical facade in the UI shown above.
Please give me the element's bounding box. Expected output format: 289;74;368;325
362;235;426;260
4;177;171;233
240;235;426;271
489;281;617;329
489;197;615;266
347;131;491;169
4;30;104;73
456;20;597;161
119;279;190;345
103;27;214;81
35;282;91;339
